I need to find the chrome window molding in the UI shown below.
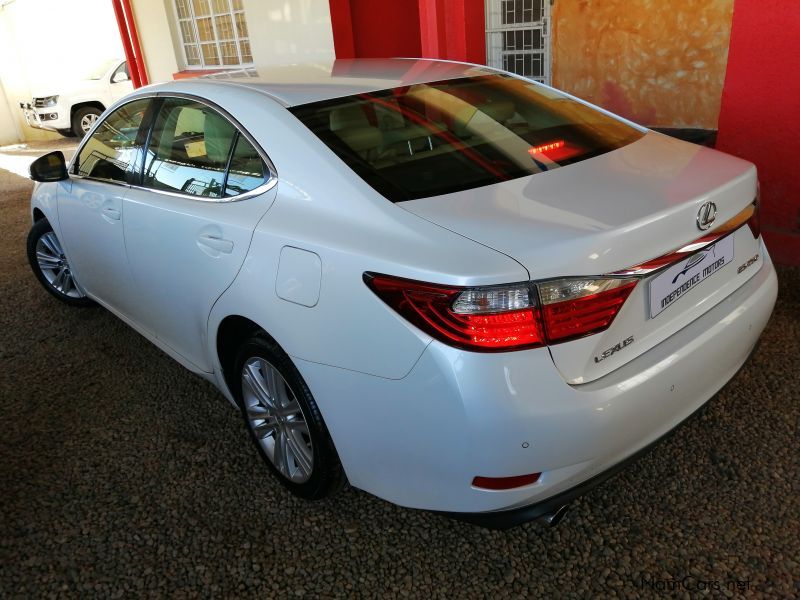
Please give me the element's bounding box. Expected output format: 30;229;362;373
68;91;278;204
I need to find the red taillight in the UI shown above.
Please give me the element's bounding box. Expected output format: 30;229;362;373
539;280;638;343
472;473;541;490
363;274;545;352
364;273;636;352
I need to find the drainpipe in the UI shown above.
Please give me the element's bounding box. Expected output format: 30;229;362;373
111;0;148;88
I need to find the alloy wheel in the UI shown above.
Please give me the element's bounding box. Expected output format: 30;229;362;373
80;113;99;133
35;232;85;299
241;357;314;483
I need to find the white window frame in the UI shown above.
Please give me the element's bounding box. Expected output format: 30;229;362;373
172;0;253;70
485;0;551;84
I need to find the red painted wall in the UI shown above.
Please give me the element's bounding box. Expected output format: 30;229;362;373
350;0;421;58
330;0;485;63
329;0;421;59
716;0;800;265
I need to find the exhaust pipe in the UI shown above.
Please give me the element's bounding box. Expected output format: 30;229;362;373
538;504;569;527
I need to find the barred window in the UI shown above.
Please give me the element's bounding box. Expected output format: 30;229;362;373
174;0;252;68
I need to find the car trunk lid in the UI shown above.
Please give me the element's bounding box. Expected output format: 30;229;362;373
400;132;763;383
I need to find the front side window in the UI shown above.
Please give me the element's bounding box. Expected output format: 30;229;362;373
174;0;252;68
111;62;130;83
290;74;644;202
75;98;150;183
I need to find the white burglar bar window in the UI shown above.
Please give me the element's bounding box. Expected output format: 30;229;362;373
174;0;253;69
485;0;550;83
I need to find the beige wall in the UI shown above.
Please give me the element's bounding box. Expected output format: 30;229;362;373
0;78;21;146
0;0;124;143
552;0;735;129
131;0;181;83
132;0;336;82
243;0;335;67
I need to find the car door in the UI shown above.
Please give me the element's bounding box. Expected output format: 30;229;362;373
122;96;276;372
58;97;153;320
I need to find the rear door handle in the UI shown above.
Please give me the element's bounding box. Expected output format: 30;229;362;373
197;234;234;254
102;207;121;221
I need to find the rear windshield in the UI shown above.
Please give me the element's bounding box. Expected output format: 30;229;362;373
290;74;644;202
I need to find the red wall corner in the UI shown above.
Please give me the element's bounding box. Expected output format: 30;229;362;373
420;0;486;63
330;0;421;59
330;0;485;64
716;0;800;265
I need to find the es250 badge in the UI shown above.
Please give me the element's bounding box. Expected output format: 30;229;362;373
594;336;634;364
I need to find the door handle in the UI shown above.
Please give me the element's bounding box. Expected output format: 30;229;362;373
102;207;121;221
197;234;234;254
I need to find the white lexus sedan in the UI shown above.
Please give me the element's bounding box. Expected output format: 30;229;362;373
26;59;777;528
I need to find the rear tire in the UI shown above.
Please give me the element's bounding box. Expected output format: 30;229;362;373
26;218;94;307
234;333;344;500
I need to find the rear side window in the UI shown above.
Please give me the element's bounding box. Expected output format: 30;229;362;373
290;74;644;202
143;98;237;198
224;134;267;197
75;98;150;183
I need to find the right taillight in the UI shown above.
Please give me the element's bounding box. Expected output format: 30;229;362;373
364;273;636;352
537;278;638;343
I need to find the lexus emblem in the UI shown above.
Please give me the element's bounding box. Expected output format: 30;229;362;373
696;201;717;231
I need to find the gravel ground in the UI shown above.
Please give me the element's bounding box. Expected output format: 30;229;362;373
0;144;798;597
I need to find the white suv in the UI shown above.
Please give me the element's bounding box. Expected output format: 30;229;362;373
20;58;133;138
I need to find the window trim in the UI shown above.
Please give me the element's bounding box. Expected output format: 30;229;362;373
172;0;253;71
69;92;277;203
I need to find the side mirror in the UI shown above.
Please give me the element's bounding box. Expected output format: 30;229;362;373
30;151;68;182
112;71;129;83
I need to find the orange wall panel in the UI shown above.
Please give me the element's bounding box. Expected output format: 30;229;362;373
552;0;734;129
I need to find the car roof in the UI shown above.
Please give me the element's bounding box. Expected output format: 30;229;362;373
171;58;496;107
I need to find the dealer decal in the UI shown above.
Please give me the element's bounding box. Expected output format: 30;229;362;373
648;235;734;318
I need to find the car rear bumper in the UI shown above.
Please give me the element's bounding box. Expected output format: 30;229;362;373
294;242;777;517
437;340;758;529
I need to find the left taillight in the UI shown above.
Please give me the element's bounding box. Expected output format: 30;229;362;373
364;273;636;352
363;273;545;352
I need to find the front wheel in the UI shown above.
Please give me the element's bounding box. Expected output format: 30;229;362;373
71;106;102;137
26;218;93;307
234;334;344;500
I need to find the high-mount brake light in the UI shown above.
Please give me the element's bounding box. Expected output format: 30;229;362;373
364;273;637;352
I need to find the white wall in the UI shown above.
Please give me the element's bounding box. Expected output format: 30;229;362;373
133;0;181;84
0;77;21;146
243;0;335;67
0;0;124;143
132;0;335;82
